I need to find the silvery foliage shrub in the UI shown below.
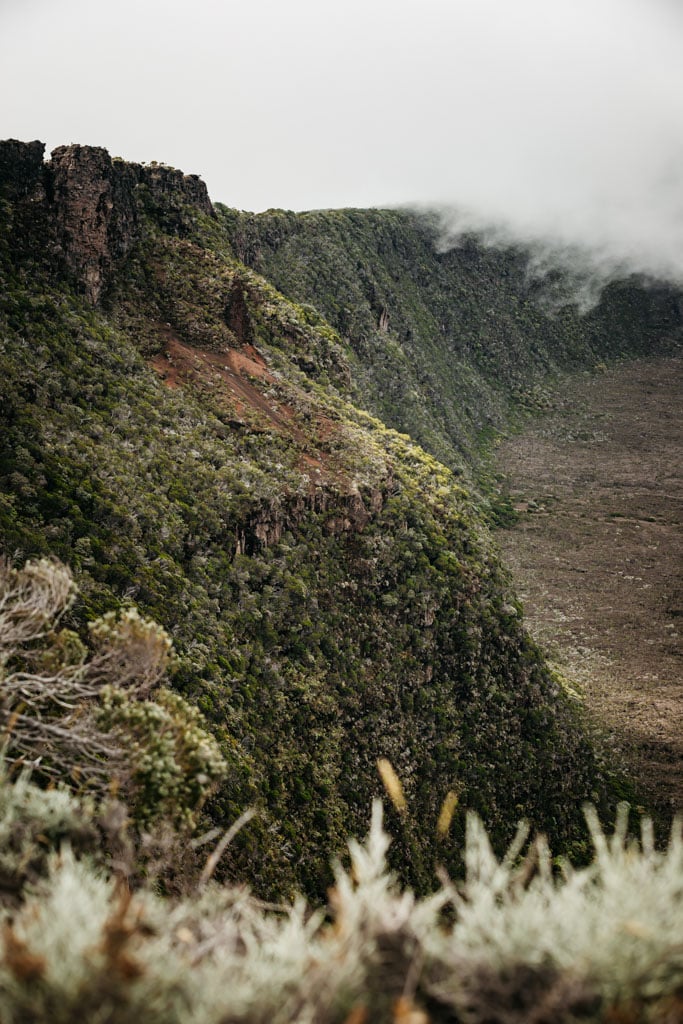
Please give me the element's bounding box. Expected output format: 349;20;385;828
0;763;100;901
1;793;682;1024
98;684;227;828
0;556;225;825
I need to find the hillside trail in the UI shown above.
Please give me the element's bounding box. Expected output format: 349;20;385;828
494;357;682;816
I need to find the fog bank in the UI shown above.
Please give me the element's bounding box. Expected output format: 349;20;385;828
1;0;682;282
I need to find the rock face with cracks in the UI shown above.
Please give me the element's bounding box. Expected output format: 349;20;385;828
1;139;214;302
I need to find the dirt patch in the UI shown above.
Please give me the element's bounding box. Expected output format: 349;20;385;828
495;357;682;815
149;332;302;433
149;331;347;488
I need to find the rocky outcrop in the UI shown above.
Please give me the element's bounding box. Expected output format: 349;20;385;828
234;481;389;555
225;279;254;346
0;141;55;267
50;145;215;303
0;139;45;201
140;162;214;220
49;145;140;303
0;139;215;303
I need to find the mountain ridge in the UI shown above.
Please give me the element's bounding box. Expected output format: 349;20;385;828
218;205;682;479
2;139;678;896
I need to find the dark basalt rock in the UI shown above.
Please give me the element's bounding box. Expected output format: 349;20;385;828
0;139;45;200
0;139;214;303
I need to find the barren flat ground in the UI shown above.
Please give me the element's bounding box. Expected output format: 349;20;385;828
495;357;682;815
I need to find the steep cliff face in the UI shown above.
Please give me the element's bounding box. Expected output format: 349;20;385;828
0;140;214;303
0;139;45;200
218;207;682;475
0;139;638;897
49;144;140;302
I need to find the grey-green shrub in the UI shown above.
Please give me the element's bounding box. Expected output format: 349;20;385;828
0;786;681;1024
0;558;226;827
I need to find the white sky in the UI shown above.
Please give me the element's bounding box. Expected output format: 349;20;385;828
2;0;683;280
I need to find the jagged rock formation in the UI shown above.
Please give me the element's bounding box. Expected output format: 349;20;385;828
50;145;142;303
0;138;45;200
0;139;213;302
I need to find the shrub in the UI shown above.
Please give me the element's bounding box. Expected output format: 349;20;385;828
0;794;681;1023
0;557;225;826
99;686;226;828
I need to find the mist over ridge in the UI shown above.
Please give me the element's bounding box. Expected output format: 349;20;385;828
405;0;683;289
3;0;683;286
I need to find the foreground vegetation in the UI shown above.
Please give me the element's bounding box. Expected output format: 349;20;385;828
1;768;681;1024
1;554;681;1023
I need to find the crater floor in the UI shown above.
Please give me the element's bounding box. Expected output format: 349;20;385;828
495;357;683;815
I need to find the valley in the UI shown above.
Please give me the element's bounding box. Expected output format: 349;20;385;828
495;357;683;814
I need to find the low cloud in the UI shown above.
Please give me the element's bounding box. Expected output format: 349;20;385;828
2;0;682;284
412;0;683;285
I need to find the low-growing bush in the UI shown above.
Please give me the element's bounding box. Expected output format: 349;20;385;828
0;785;681;1024
0;557;225;826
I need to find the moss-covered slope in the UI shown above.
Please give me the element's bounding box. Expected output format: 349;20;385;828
0;142;633;896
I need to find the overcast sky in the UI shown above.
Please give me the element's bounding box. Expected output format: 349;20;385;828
2;0;683;281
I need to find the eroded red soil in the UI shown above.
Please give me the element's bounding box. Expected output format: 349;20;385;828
149;332;296;426
495;358;682;814
149;332;338;482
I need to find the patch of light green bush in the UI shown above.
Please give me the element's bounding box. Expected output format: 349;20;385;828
0;558;226;828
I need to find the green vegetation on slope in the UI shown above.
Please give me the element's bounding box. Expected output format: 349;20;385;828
0;142;645;898
0;555;679;1022
218;206;682;479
